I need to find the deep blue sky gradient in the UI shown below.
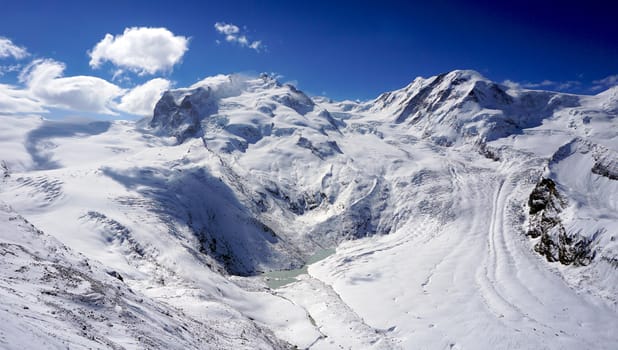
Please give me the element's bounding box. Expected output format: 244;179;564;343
1;0;617;100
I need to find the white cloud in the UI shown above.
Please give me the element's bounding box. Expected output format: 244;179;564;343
523;80;555;88
0;83;45;113
1;56;172;116
214;22;263;51
554;80;581;91
89;27;189;75
117;78;171;116
237;35;249;45
501;80;521;90
0;64;22;77
592;74;618;91
502;79;581;92
214;23;240;35
20;59;124;114
249;41;262;50
0;37;28;60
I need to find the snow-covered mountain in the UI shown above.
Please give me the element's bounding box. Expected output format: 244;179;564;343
1;70;617;349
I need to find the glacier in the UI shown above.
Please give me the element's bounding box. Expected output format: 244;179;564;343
0;70;617;349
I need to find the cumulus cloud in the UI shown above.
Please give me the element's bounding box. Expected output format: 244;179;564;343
214;22;240;36
0;37;28;60
214;22;263;51
0;31;180;117
117;78;171;116
89;27;189;75
1;56;171;116
0;83;46;113
19;59;124;114
591;74;618;91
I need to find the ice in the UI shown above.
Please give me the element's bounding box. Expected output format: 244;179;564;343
1;70;617;349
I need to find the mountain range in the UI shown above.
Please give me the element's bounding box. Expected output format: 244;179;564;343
1;70;617;349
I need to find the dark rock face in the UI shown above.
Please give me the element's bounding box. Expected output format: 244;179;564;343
394;73;447;124
1;161;9;178
526;178;595;266
296;136;343;159
150;88;217;143
528;178;560;216
272;84;315;115
592;159;618;180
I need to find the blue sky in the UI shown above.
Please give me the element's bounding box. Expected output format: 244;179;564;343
0;0;617;118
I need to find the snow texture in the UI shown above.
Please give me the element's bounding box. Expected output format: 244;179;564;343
1;70;617;349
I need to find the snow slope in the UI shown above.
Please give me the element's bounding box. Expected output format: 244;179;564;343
1;71;617;349
0;202;294;349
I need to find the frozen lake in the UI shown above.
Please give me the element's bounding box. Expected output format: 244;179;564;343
263;248;336;289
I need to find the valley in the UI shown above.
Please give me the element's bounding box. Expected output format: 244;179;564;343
1;70;617;349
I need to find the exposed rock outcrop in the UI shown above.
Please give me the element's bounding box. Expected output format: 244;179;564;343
527;178;595;265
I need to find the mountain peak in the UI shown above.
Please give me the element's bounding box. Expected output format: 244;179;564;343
443;69;488;83
3;66;618;349
365;69;499;127
148;72;326;145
